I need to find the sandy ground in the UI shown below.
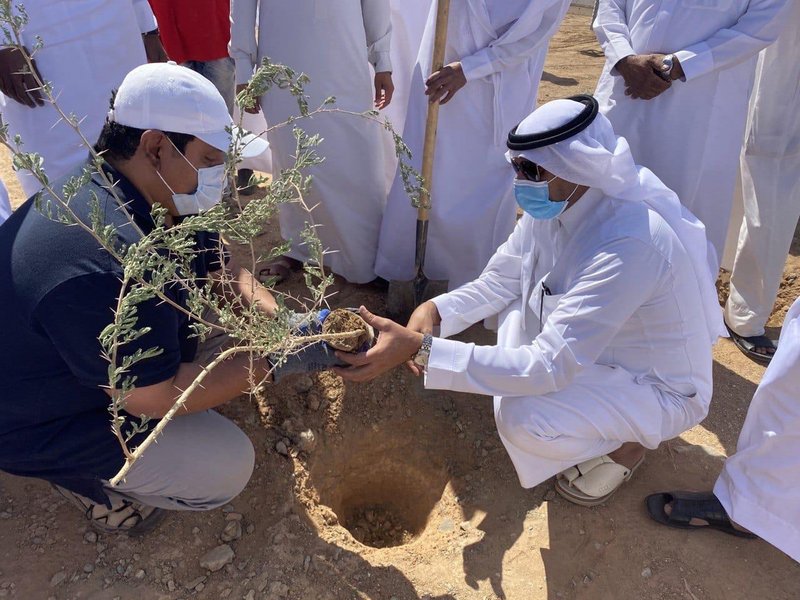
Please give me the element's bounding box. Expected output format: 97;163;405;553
1;11;799;600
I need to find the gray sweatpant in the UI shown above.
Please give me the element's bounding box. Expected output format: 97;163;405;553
105;315;255;511
106;410;254;511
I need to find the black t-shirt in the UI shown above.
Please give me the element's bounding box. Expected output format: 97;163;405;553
0;164;225;503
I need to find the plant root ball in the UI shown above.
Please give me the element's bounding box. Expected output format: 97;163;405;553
322;309;375;352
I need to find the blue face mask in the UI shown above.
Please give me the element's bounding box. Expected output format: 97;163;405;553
513;178;567;220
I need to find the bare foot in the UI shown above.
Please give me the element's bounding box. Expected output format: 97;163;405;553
258;255;302;284
608;442;646;470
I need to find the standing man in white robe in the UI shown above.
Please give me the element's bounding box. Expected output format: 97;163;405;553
375;0;571;291
0;0;160;198
379;0;434;192
337;96;725;505
230;0;395;284
592;0;791;267
647;294;800;563
722;2;800;363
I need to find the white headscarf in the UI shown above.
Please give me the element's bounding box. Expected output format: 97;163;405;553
506;99;726;344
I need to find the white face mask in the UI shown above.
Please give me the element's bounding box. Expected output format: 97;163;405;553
157;140;226;216
170;163;226;216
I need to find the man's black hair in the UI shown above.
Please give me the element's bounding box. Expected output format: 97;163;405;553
94;89;195;160
94;120;195;161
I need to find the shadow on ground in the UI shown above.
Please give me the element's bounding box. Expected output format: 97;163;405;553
542;71;579;87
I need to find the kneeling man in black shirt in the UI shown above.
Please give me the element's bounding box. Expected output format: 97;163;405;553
0;63;338;534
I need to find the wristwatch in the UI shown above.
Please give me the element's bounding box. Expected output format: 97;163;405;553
413;333;433;367
657;54;675;82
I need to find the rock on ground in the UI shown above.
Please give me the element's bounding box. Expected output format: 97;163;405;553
199;545;234;572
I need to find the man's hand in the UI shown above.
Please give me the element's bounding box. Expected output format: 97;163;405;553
425;62;467;105
407;300;441;334
334;306;424;383
236;82;260;114
374;71;394;109
0;46;44;108
615;54;672;100
404;301;441;376
286;309;330;335
270;309;346;382
142;32;168;63
270;339;345;382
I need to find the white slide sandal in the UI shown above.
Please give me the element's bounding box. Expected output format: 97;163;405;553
555;454;645;507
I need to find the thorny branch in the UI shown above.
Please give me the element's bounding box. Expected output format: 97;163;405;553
0;0;421;484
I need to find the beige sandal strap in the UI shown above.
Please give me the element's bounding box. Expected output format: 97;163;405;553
569;461;631;498
560;454;615;484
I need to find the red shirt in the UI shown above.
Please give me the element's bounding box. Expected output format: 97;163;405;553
148;0;230;65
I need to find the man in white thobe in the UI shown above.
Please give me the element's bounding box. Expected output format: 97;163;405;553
0;0;158;198
379;0;433;192
592;0;792;267
337;96;725;505
647;294;800;563
375;0;571;291
721;2;800;363
229;0;394;284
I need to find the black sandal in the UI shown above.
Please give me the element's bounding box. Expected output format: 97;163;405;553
53;484;165;536
646;491;756;538
725;322;777;365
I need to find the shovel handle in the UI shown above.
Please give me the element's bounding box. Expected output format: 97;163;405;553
418;0;450;223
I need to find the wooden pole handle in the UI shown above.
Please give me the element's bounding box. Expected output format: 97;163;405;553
418;0;450;222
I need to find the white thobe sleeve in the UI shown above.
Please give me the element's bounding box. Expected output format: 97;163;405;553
362;0;392;72
425;237;668;397
229;0;259;85
673;0;791;82
592;0;637;70
431;218;526;338
0;179;11;225
132;0;157;33
459;0;569;82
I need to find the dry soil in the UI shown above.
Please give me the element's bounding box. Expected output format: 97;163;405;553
1;11;799;600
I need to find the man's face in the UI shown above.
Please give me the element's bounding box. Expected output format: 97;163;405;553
511;157;541;182
511;157;557;184
511;157;581;203
158;136;226;196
